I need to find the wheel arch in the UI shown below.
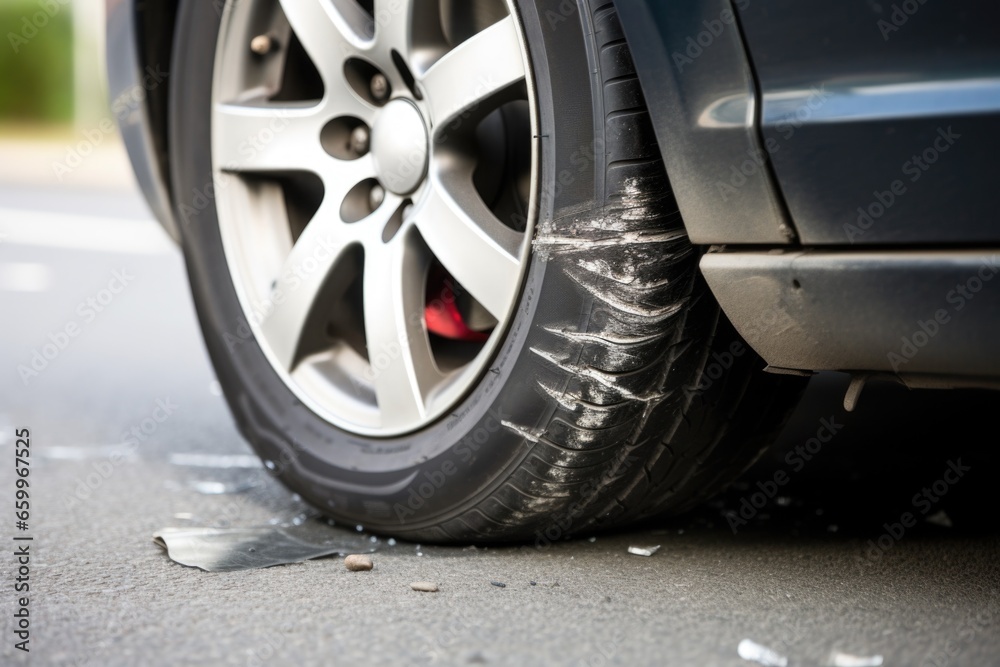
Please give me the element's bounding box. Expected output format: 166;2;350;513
106;0;182;240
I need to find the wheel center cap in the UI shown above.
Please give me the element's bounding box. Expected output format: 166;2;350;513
371;99;429;195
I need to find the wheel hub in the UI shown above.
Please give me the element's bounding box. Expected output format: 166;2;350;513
370;99;428;195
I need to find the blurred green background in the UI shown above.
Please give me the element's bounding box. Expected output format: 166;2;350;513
0;0;122;188
0;0;105;130
0;0;75;123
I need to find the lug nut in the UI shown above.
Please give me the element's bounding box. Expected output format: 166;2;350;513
370;73;389;102
250;34;275;55
369;184;386;211
350;125;370;155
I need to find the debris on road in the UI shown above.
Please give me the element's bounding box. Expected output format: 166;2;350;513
737;638;788;667
153;523;374;572
490;581;506;588
826;651;884;667
410;582;439;592
344;554;373;571
926;510;953;528
628;545;661;557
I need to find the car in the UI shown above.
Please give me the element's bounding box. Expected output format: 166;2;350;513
106;0;1000;542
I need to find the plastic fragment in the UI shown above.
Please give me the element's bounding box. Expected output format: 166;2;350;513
737;639;788;667
827;651;884;667
627;545;661;557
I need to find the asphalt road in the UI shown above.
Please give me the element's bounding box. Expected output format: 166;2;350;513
0;189;998;667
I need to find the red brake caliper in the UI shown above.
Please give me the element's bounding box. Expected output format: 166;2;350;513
424;266;490;342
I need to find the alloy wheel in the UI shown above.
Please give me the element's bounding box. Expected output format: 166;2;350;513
211;0;538;436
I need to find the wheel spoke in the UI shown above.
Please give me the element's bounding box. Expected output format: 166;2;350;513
363;229;442;429
372;0;445;69
278;0;373;79
371;0;410;55
214;102;327;174
260;200;353;369
321;153;379;206
415;173;523;320
420;16;525;131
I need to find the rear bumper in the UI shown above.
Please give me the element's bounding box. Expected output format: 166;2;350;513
702;249;1000;382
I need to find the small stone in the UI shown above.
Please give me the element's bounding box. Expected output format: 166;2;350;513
344;554;373;571
410;581;439;593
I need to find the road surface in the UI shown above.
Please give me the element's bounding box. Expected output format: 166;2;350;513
0;187;997;666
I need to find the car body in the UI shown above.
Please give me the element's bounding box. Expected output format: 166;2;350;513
109;0;1000;392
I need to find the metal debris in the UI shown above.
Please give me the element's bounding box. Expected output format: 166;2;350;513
628;545;661;557
827;651;884;667
344;554;373;571
490;581;506;588
926;510;953;528
737;639;788;667
153;523;373;572
410;582;439;593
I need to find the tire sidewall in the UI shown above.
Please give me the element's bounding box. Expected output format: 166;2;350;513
171;0;604;533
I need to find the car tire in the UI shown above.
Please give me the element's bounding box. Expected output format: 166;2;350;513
169;0;806;542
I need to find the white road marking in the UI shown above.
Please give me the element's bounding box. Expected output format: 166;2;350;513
0;207;174;255
40;445;138;460
169;453;263;469
0;261;54;292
